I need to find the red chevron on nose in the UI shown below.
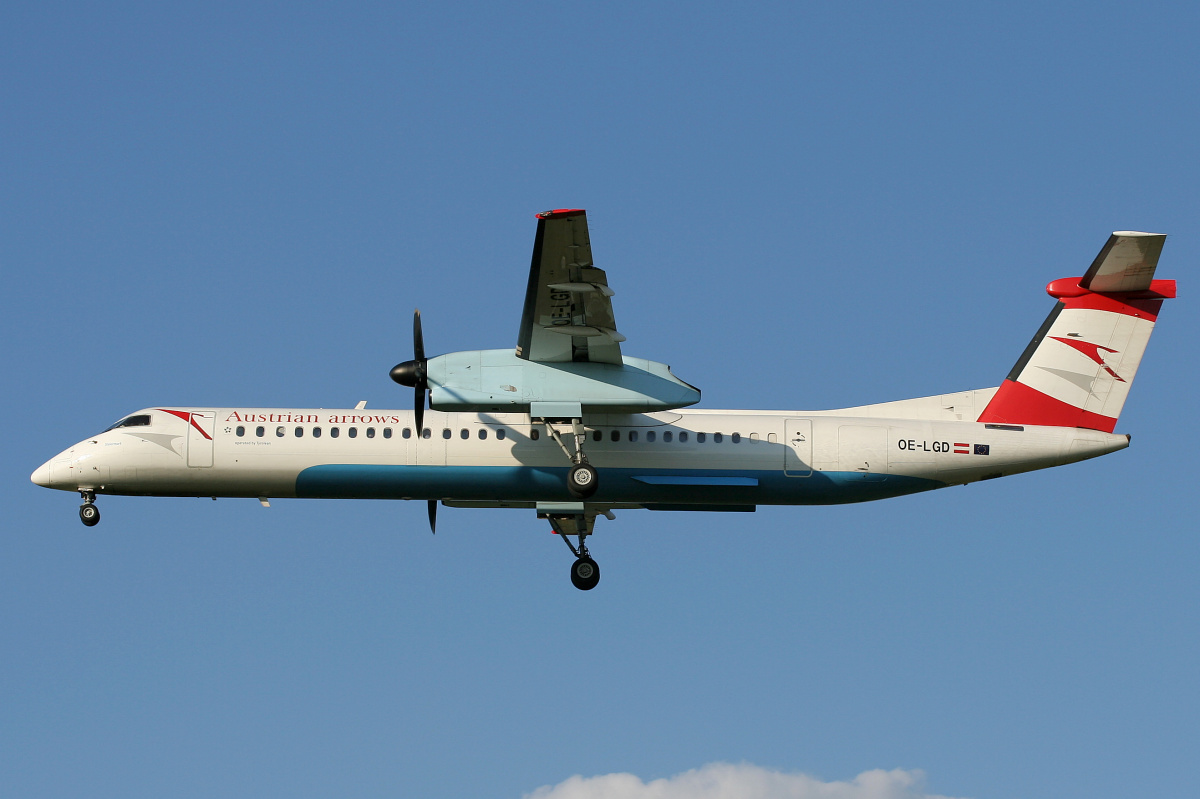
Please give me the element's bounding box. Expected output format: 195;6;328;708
156;408;215;439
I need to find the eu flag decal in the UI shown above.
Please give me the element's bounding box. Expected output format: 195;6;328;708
974;444;990;455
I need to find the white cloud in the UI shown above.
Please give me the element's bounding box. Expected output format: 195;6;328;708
523;762;967;799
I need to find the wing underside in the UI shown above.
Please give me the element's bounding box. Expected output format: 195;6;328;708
516;209;624;364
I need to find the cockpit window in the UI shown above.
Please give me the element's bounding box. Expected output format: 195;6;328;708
104;414;152;432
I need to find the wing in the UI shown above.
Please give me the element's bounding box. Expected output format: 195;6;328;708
1080;231;1167;292
516;209;625;364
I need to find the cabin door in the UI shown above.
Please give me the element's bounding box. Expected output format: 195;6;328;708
784;419;812;477
186;411;215;467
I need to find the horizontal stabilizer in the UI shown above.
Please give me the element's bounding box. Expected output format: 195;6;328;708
1080;231;1166;293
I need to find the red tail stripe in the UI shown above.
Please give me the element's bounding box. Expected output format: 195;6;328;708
977;380;1118;433
1058;292;1165;321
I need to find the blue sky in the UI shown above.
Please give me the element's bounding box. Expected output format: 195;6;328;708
4;3;1198;798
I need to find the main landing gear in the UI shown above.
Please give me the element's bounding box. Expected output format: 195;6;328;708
532;403;598;500
542;508;608;591
567;462;597;499
79;491;100;527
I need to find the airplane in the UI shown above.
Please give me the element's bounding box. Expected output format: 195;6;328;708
31;210;1176;590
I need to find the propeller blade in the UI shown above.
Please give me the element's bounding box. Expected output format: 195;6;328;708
427;499;437;534
415;388;425;437
413;309;425;361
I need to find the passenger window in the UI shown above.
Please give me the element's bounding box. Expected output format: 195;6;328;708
367;428;376;438
750;432;759;441
331;427;340;438
732;432;741;443
313;427;322;438
714;432;723;443
593;430;602;442
295;426;303;437
647;431;656;442
422;428;431;439
610;430;620;442
403;428;412;439
442;428;451;439
236;426;245;437
460;428;469;439
256;426;265;438
496;428;506;440
679;431;689;442
276;426;285;437
663;431;673;442
349;427;358;438
383;428;392;439
697;432;707;443
629;430;638;442
478;429;487;440
531;428;540;441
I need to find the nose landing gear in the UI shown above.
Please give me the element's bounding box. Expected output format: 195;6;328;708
570;556;600;591
542;507;605;591
79;491;100;527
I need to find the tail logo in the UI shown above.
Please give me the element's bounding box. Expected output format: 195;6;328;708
1048;337;1126;382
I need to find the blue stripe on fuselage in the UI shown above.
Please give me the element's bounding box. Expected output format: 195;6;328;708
294;465;944;505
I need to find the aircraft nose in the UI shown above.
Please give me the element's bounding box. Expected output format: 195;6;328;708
31;461;52;487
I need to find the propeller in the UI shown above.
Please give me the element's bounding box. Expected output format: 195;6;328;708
390;310;437;535
390;309;429;435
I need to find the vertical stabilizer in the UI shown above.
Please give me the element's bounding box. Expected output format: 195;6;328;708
978;232;1175;432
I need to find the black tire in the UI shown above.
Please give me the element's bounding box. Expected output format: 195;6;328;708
567;463;598;499
570;557;600;591
79;503;100;527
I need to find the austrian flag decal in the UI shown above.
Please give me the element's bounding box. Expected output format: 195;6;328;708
953;443;990;455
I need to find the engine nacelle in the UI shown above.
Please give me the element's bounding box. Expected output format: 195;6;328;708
425;349;700;413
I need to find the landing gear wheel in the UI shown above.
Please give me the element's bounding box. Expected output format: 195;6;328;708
567;463;598;499
570;556;600;591
79;503;100;527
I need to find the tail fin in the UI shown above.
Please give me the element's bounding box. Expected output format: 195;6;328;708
978;231;1175;432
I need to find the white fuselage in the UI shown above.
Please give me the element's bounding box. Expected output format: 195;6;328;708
32;398;1129;509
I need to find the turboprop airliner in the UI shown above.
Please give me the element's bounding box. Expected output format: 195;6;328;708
31;210;1175;589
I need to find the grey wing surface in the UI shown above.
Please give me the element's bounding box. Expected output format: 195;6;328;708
516;209;625;364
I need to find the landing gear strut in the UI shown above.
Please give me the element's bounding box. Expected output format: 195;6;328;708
79;491;99;527
543;509;603;591
532;403;598;499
